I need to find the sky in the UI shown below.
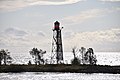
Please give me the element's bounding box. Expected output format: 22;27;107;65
0;0;120;53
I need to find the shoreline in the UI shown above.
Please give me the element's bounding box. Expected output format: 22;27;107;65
0;64;120;74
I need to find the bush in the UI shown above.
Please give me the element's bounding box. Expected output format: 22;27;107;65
71;57;80;65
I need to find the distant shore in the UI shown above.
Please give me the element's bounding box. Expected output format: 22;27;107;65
0;64;120;74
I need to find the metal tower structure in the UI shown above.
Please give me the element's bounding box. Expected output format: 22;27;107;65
51;21;64;64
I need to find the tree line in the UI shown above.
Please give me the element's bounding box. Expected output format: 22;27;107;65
0;47;97;65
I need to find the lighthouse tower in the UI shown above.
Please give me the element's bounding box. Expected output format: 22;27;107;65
51;21;64;64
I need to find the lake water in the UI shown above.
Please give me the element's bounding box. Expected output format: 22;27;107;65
0;72;120;80
0;52;120;80
11;52;120;65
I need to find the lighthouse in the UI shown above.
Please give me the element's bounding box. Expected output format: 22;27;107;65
51;21;64;64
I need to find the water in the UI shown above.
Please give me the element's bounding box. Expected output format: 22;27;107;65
11;52;120;65
0;72;120;80
0;52;120;80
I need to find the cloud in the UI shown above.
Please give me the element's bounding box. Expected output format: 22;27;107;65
0;42;6;47
24;13;43;17
63;9;103;24
37;31;45;37
63;28;120;51
0;27;48;48
0;27;120;52
0;0;84;11
62;8;120;25
0;28;28;47
4;28;27;37
29;0;84;5
99;0;120;2
63;31;75;38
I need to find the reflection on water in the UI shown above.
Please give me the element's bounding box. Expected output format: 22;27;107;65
0;72;120;80
11;52;120;65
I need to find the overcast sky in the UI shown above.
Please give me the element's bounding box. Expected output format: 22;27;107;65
0;0;120;53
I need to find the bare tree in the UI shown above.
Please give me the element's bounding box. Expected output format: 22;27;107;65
71;47;80;65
